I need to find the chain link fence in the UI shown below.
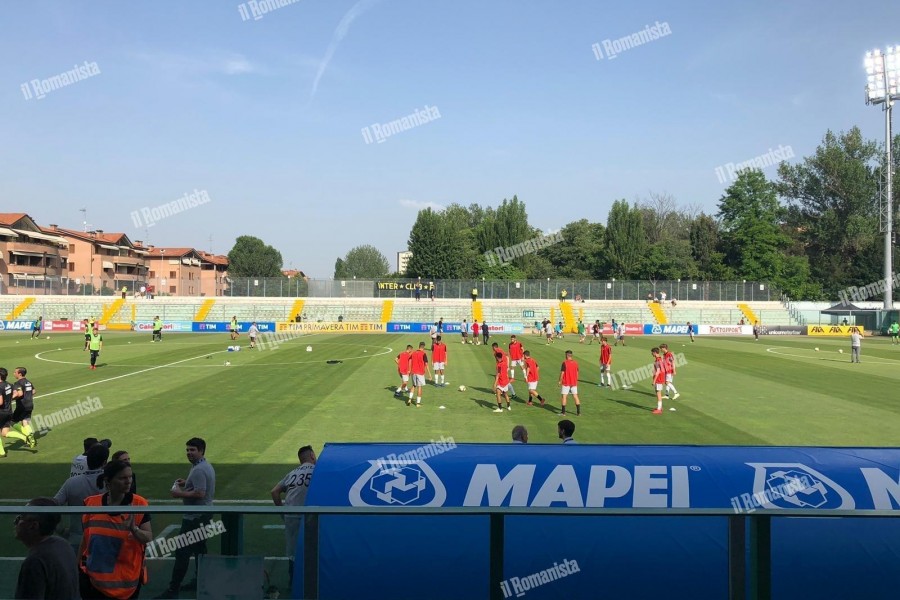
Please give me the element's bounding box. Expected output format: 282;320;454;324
220;278;776;301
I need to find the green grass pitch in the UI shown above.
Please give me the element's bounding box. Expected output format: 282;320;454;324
3;329;899;501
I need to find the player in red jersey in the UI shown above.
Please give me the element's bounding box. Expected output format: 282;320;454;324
394;345;413;397
599;337;613;387
651;347;665;414
472;321;480;345
493;352;512;412
491;343;516;397
508;335;526;381
558;350;580;416
407;342;431;407
522;350;546;407
432;335;448;387
659;343;680;400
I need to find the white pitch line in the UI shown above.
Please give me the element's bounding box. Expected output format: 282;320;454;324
765;347;899;364
32;350;229;400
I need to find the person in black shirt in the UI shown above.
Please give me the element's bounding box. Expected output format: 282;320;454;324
0;368;29;457
11;367;36;449
14;497;80;600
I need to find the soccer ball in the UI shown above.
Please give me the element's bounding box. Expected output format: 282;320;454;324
458;385;467;392
306;346;312;352
815;347;820;352
224;361;231;366
46;336;50;339
839;348;844;353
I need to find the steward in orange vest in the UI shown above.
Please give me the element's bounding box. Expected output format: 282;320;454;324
80;492;150;599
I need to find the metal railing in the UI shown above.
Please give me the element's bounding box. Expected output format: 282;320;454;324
2;504;894;600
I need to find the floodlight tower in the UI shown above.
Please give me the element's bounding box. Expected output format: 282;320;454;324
865;46;900;310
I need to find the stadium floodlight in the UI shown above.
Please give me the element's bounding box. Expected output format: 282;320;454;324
864;46;900;310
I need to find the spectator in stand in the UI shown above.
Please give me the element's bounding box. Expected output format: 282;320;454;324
471;287;478;302
111;450;138;494
54;443;109;556
560;289;568;302
80;460;152;600
14;497;80;600
71;437;111;478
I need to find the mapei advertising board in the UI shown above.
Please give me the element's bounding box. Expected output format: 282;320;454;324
293;444;900;600
642;324;699;335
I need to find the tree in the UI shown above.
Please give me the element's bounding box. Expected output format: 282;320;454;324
776;127;884;296
717;170;788;281
689;214;732;279
226;236;283;277
406;208;471;278
605;200;646;278
334;245;389;278
540;219;606;279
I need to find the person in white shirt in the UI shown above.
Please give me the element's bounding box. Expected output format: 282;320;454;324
271;445;316;588
850;330;861;363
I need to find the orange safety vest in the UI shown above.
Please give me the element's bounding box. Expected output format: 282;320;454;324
81;493;149;599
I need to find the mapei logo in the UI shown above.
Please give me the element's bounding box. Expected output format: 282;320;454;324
746;463;855;509
0;321;5;331
651;325;662;335
349;460;447;507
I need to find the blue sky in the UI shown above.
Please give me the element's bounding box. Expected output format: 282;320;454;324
2;0;898;277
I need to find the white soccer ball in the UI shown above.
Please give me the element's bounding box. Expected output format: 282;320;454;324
46;336;50;339
306;346;312;352
224;361;231;366
458;385;467;392
439;405;446;410
839;348;844;353
669;407;677;411
815;347;820;352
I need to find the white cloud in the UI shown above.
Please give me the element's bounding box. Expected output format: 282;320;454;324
399;199;445;211
135;51;259;76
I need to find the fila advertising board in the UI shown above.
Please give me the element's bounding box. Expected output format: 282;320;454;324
294;444;900;599
807;325;865;336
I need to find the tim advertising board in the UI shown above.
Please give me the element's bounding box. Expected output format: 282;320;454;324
192;322;276;333
808;325;865;336
642;324;698;335
295;444;900;600
275;322;385;334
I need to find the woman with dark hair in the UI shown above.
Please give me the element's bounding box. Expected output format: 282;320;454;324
80;460;152;599
111;450;137;494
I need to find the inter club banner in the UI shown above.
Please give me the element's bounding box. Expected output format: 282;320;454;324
375;280;435;291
